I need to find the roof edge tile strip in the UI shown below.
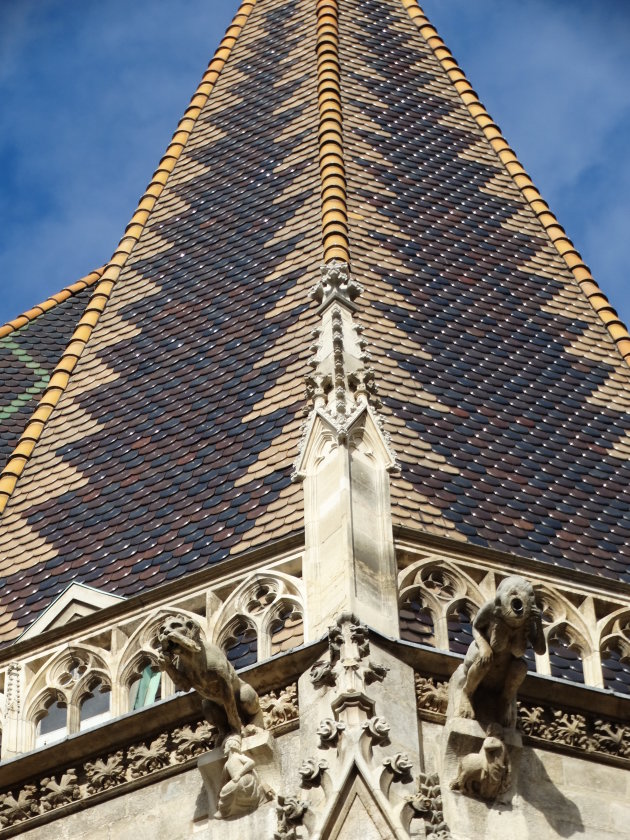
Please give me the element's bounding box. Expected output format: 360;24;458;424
317;0;349;264
0;267;105;339
401;0;630;365
0;0;258;515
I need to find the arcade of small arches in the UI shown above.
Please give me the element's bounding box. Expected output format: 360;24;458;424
3;572;305;757
2;555;630;760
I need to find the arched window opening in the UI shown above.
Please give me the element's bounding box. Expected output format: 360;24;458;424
601;641;630;696
548;628;584;684
400;591;435;647
522;644;537;673
129;661;162;710
79;679;111;731
35;698;67;748
223;619;257;670
270;604;304;655
447;603;475;655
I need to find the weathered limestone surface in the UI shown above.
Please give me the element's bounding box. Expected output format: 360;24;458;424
198;730;277;820
295;261;399;641
18;731;301;840
420;718;630;840
14;716;629;840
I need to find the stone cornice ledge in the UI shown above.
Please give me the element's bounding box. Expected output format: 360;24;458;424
377;633;630;771
384;636;630;720
0;642;322;836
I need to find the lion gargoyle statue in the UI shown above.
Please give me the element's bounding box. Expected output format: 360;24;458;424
449;575;546;728
157;614;264;738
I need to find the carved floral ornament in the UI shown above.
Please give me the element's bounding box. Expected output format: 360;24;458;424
0;721;215;830
0;684;298;832
398;553;630;693
274;614;452;839
310;260;363;311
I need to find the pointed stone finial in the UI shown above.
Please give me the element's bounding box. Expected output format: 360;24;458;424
311;260;363;312
303;261;382;424
295;261;398;640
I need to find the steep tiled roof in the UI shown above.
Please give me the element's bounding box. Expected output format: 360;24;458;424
0;0;320;641
0;269;103;469
340;0;630;578
1;0;630;644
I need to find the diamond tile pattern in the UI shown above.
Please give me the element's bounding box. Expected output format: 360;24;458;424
0;0;320;642
340;0;630;580
0;288;92;467
1;0;630;657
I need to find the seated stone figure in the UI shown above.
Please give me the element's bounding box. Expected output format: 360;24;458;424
214;734;273;819
450;723;511;800
449;575;545;727
157;614;263;737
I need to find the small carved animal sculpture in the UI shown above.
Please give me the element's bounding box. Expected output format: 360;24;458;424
157;614;262;737
449;575;546;727
451;723;511;800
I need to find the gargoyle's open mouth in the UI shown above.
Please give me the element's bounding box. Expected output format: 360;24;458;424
511;597;524;616
159;629;200;653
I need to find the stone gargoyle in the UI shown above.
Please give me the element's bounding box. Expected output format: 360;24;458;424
449;575;546;728
157;614;263;737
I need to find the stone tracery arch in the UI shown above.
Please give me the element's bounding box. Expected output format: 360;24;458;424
212;571;305;662
24;645;112;750
599;607;630;695
398;557;484;651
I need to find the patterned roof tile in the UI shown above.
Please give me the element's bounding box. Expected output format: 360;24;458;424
1;0;630;650
0;0;320;641
0;269;103;471
340;0;630;580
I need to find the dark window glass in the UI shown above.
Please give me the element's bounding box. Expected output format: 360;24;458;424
129;663;162;710
223;620;257;669
79;680;111;731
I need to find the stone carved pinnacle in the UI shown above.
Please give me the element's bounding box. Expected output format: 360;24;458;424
304;260;381;421
311;260;363;310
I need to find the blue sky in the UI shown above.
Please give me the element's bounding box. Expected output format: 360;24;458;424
1;0;629;330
